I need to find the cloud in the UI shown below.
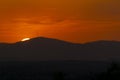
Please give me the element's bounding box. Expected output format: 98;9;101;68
12;17;66;25
79;0;120;21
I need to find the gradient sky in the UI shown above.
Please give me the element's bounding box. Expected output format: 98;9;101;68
0;0;120;43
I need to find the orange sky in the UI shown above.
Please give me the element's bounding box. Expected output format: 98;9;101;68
0;0;120;43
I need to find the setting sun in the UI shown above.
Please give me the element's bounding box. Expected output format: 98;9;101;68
21;38;30;42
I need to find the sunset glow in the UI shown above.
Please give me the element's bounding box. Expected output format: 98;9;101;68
0;0;120;43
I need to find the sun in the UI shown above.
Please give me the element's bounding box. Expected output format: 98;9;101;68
21;38;30;42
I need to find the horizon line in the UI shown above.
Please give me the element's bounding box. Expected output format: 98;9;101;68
0;37;119;44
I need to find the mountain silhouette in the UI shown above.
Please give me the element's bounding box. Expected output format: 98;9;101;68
0;37;120;61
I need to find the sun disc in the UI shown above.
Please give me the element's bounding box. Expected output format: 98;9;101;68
21;38;30;42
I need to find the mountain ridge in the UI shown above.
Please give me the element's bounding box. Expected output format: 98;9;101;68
0;37;119;61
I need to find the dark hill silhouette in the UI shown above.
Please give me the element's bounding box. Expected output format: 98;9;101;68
0;37;120;61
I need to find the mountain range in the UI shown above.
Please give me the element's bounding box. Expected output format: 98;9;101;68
0;37;120;61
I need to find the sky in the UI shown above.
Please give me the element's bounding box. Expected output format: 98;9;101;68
0;0;120;43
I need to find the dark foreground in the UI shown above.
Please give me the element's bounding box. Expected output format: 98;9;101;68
0;61;119;80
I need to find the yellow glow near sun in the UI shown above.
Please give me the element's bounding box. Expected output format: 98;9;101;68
21;38;30;41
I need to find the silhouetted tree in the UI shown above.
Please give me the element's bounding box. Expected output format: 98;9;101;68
94;62;120;80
